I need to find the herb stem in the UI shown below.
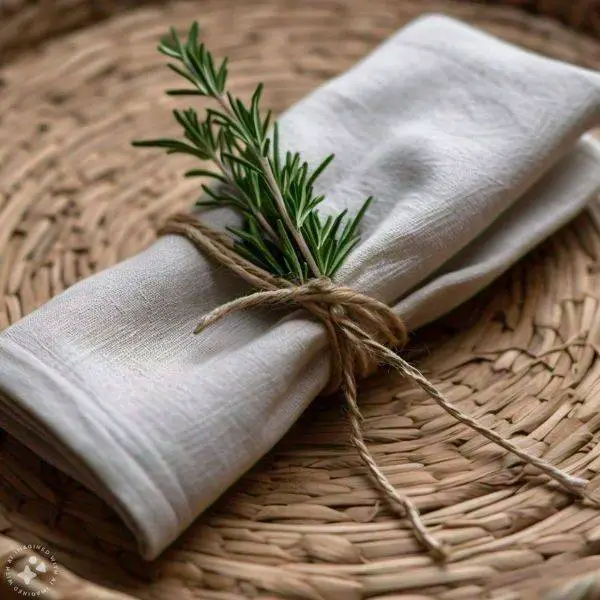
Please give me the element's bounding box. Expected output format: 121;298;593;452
216;94;322;278
258;155;322;278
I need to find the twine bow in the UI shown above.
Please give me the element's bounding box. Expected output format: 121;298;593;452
160;212;589;560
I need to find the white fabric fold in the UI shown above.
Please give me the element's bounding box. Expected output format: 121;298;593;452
0;15;599;559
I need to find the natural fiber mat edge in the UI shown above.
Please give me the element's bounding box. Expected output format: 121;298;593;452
2;1;600;61
2;1;600;599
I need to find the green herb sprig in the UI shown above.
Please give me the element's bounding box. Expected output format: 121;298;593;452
133;22;372;282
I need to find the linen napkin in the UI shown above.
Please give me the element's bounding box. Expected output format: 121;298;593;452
1;14;600;560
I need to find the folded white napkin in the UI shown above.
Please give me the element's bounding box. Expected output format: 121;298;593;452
1;15;599;559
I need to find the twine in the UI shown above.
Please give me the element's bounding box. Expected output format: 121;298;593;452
160;212;589;560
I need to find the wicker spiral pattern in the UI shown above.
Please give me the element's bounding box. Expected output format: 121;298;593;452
1;1;600;598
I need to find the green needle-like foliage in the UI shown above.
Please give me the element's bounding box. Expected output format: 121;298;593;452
133;22;373;282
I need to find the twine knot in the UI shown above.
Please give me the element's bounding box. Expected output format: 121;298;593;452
194;273;408;395
160;212;590;561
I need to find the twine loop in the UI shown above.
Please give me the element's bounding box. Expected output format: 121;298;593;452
160;212;590;560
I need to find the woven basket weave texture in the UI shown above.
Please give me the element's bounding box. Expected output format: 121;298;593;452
2;1;600;599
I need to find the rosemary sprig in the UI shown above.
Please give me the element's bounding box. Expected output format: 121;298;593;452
133;22;373;282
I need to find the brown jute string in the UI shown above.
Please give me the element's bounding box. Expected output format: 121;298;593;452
160;212;590;560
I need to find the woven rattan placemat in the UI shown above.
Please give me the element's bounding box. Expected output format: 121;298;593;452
2;1;600;598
